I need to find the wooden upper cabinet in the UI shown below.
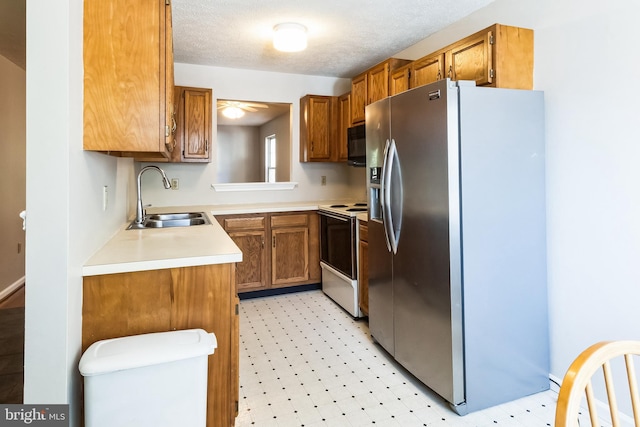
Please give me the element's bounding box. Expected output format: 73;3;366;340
390;65;411;96
407;24;534;91
350;74;367;124
446;24;534;89
351;58;411;123
172;86;212;163
300;95;337;162
447;30;493;86
83;0;174;160
411;52;445;89
367;62;390;104
338;92;351;162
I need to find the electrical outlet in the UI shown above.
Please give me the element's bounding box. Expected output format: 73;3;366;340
171;178;179;190
321;176;326;186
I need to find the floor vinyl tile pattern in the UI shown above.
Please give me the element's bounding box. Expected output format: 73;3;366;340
236;290;558;427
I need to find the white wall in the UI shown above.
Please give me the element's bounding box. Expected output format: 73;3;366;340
140;64;362;207
396;0;640;412
217;125;262;182
25;1;135;424
0;54;26;296
260;113;291;182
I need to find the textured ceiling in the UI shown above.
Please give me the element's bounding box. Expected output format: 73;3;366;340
172;0;495;78
0;1;496;77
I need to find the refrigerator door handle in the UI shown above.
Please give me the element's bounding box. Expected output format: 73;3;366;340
380;139;393;252
386;139;400;254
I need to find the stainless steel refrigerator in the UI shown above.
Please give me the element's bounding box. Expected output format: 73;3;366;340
366;79;549;415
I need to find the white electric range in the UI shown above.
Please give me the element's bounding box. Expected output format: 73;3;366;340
317;203;368;317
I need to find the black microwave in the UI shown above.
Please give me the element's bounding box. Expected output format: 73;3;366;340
347;124;366;167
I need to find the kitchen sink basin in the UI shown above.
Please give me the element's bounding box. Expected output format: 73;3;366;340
127;212;211;230
147;212;204;221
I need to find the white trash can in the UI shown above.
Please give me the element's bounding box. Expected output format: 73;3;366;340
79;329;217;427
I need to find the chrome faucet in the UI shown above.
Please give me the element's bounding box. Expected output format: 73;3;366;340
135;166;171;225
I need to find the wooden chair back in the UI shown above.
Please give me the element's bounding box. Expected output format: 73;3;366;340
555;341;640;427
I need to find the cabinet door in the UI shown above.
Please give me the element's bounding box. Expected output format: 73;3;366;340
165;2;176;154
368;62;389;104
219;214;269;292
447;30;493;86
390;66;410;95
411;52;445;88
308;96;332;161
272;227;309;285
229;230;267;291
83;0;169;159
181;87;212;161
338;92;351;162
350;73;366;124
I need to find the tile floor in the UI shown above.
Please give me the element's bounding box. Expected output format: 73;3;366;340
236;290;560;427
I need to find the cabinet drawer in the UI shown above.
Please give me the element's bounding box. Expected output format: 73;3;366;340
224;216;265;231
271;214;309;228
359;223;368;242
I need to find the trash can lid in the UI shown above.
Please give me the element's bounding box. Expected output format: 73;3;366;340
79;329;217;377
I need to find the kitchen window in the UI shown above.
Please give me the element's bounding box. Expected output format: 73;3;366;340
265;134;276;183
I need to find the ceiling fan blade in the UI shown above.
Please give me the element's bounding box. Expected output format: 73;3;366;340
242;102;269;109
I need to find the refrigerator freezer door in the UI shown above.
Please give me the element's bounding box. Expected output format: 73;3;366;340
390;80;465;406
366;97;395;355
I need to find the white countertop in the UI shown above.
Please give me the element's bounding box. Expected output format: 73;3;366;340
83;201;366;277
83;211;242;277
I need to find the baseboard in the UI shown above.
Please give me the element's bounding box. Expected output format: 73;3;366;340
0;277;25;302
239;283;321;300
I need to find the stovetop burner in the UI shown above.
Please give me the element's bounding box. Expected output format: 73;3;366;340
319;202;368;218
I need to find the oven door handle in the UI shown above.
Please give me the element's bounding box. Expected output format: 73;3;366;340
318;211;350;222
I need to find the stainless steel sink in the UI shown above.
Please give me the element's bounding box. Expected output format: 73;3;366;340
127;212;211;230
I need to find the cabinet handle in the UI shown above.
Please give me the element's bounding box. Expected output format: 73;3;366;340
261;237;265;249
437;69;442;80
171;110;177;134
447;65;452;78
272;236;276;248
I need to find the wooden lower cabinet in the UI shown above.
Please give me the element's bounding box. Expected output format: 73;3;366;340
217;211;321;292
82;263;238;427
358;220;369;316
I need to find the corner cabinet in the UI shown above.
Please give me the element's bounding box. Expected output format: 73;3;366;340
83;0;175;160
82;263;239;427
217;211;321;293
300;95;339;162
171;86;212;163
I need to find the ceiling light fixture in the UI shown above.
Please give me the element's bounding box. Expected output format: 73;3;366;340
222;106;245;119
273;22;307;52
